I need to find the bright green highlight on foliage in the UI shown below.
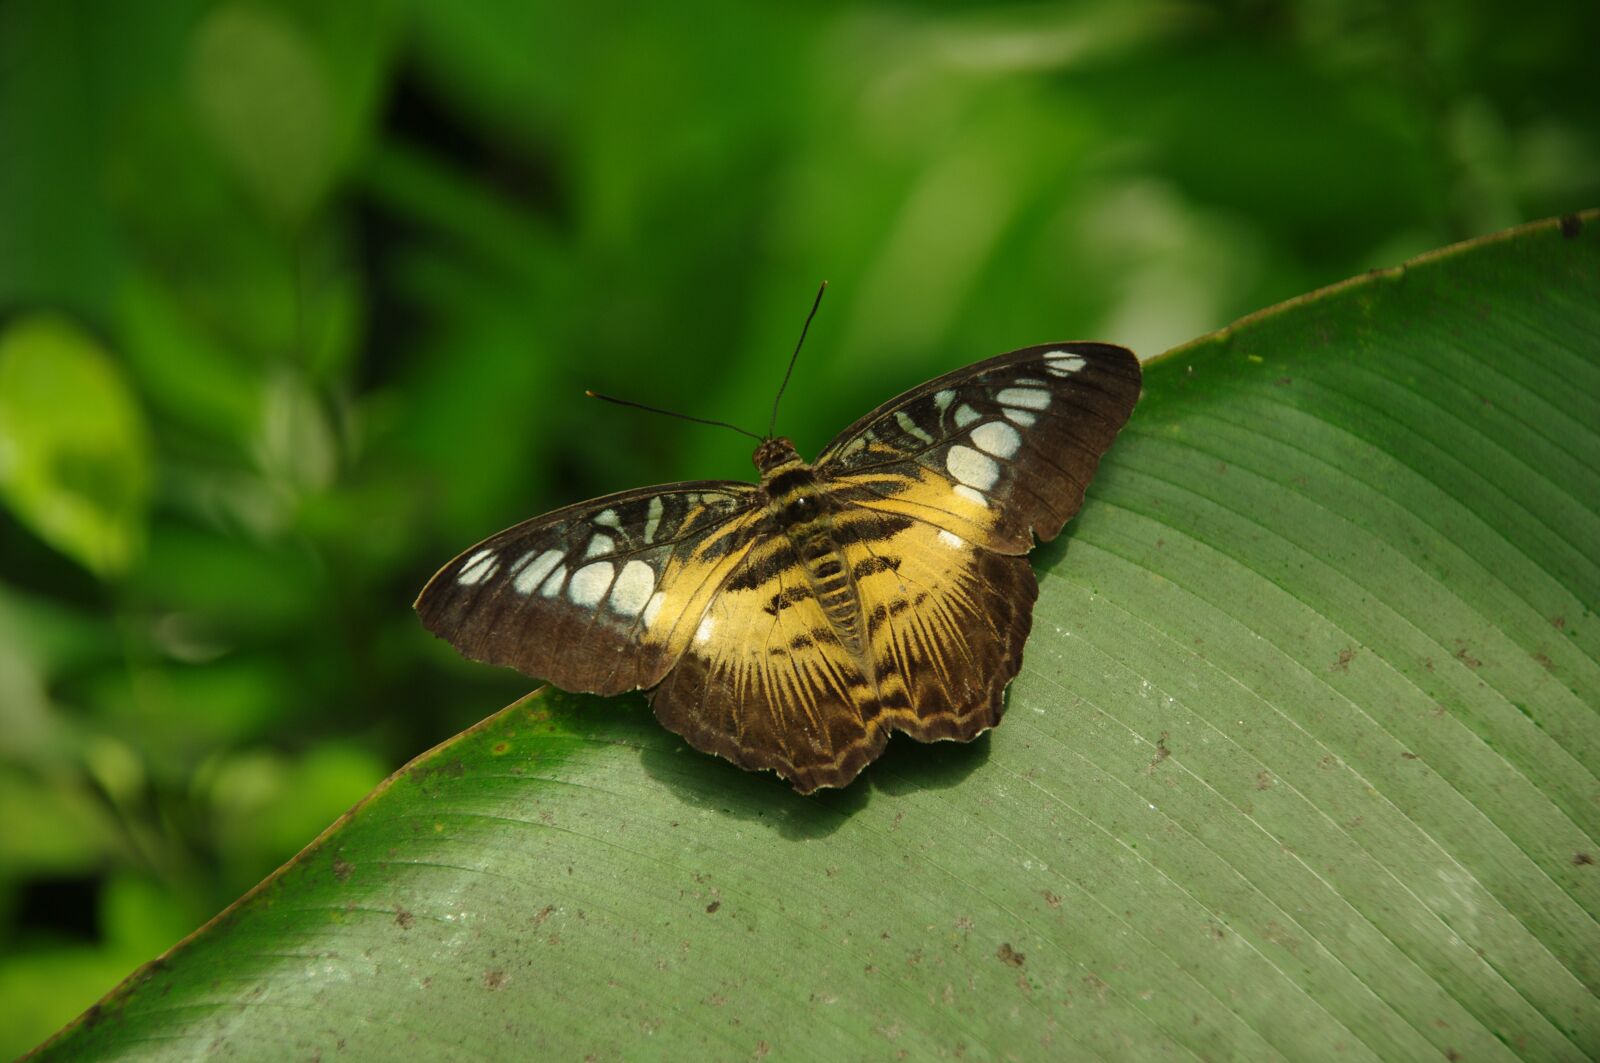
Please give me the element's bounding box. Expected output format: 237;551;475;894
33;217;1600;1060
0;315;151;577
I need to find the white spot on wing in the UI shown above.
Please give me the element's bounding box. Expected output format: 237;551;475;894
642;591;665;628
695;614;715;645
568;562;614;606
539;565;567;597
1044;350;1086;374
513;549;564;595
934;389;956;411
937;530;965;549
971;420;1021;459
954;404;981;428
1004;407;1038;427
953;485;988;506
996;387;1050;410
895;410;935;445
594;508;623;530
644;496;664;544
457;549;497;586
585;534;615;558
609;560;655;616
946;445;999;490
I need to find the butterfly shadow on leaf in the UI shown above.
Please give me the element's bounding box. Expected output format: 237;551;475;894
637;718;995;838
637;738;868;839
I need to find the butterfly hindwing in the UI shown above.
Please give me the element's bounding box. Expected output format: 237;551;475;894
647;506;1039;793
842;511;1038;744
818;342;1141;553
648;531;887;793
416;482;762;695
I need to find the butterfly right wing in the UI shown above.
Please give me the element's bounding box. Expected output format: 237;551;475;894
415;482;764;696
817;342;1142;553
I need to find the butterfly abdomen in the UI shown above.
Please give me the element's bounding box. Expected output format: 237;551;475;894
763;461;869;657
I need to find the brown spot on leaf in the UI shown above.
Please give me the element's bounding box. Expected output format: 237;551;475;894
1400;752;1419;760
1255;771;1275;791
1532;651;1555;672
1560;213;1582;238
1552;615;1567;630
1454;646;1482;670
997;943;1025;967
1042;890;1062;909
395;908;414;930
1331;647;1356;672
332;856;353;882
533;905;555;926
1573;852;1594;866
706;900;721;914
482;969;507;990
491;741;510;755
1148;732;1170;770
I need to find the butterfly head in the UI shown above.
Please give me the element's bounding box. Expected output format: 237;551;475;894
753;436;803;474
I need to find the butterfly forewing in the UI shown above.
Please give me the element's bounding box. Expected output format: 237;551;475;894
416;482;762;695
818;342;1141;552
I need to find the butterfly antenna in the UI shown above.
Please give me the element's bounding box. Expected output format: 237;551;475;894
768;280;827;440
584;390;764;442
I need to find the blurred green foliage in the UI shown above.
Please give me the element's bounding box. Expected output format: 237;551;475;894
0;0;1596;1054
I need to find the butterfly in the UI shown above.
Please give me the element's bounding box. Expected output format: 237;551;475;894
416;333;1141;793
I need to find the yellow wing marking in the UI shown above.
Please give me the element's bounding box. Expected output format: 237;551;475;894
837;466;1010;551
637;504;767;659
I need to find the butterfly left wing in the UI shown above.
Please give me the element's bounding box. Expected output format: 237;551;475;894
817;342;1141;553
415;482;763;696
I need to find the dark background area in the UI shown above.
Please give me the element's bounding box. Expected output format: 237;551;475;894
1;0;1596;1052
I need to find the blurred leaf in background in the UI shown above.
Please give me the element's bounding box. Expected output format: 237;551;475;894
0;0;1597;1055
0;315;150;577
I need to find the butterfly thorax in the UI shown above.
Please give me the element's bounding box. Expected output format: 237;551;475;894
755;437;869;658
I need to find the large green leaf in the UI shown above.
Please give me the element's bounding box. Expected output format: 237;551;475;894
33;215;1599;1060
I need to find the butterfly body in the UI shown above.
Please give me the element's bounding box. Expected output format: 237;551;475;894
418;342;1142;793
756;442;872;656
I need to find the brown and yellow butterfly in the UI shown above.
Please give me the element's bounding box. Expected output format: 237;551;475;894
417;338;1140;793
